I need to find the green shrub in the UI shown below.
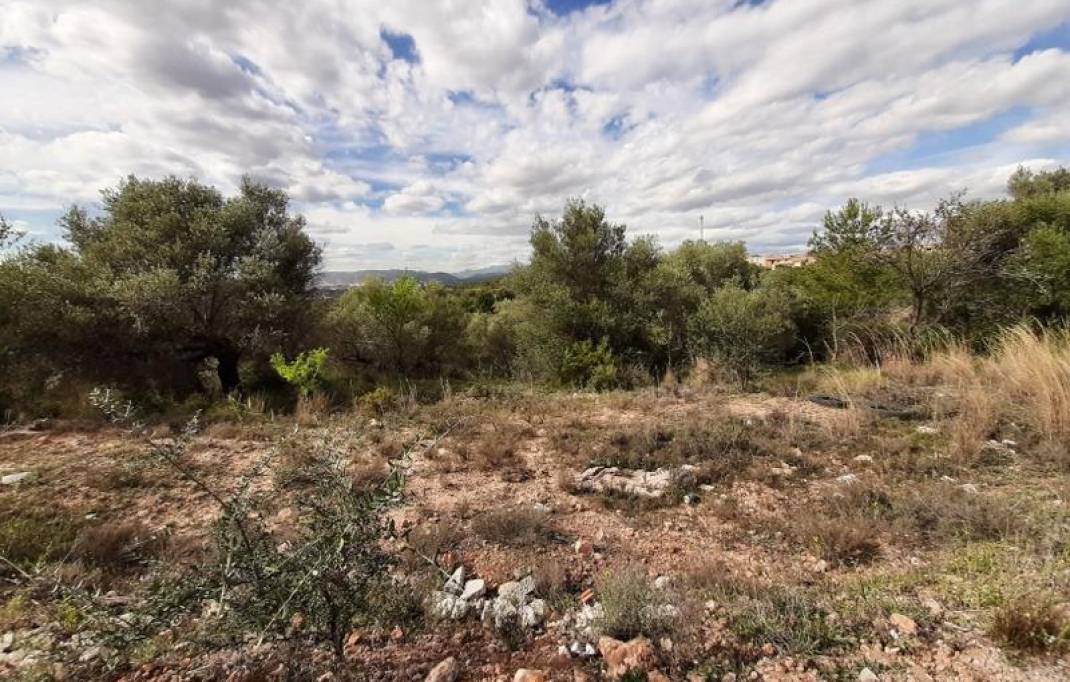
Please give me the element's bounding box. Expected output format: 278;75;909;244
328;277;468;378
271;348;329;397
0;506;79;570
559;338;617;390
688;285;796;386
730;588;846;655
357;386;398;416
90;391;412;658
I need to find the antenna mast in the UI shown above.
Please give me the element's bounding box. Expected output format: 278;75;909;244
699;215;704;242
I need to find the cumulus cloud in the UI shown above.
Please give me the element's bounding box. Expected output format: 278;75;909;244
1;0;1069;269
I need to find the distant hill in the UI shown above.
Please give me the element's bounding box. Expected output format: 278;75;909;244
319;264;512;289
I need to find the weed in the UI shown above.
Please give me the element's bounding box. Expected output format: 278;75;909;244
0;505;79;570
295;392;331;425
729;588;846;656
357;386;398;417
595;564;678;640
991;593;1069;653
71;520;158;571
403;520;463;569
894;485;1022;543
793;513;882;567
471;507;553;547
86;463;147;491
0;592;30;630
589;418;777;487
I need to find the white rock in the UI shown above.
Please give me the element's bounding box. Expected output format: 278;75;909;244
443;566;465;595
520;599;548;629
78;647;101;663
574;603;604;638
959;483;980;494
853;455;874;464
653;575;672;590
576;465;695;498
770;463;796;476
460;579;486;601
641;603;680;621
498;575;535;603
430;591;469;620
484;597;520;630
858;667;879;682
0;472;35;485
915;425;938;435
836;473;859;485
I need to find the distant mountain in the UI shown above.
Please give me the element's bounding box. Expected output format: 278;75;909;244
453;264;516;281
319;264;512;289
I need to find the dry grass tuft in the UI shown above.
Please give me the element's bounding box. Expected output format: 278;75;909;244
471;507;553;547
72;520;157;570
990;593;1069;653
403;520;464;569
793;513;882;567
595;563;678;640
295;392;331;426
989;326;1070;444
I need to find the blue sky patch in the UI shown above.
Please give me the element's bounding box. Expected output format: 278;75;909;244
1013;21;1070;61
865;106;1033;174
544;0;612;16
381;30;418;63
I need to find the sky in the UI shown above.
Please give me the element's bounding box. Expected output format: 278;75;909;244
1;1;1069;271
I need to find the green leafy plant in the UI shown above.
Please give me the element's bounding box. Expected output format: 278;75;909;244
559;338;617;390
357;386;398;416
271;348;329;397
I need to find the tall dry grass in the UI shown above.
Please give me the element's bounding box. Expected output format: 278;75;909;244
817;324;1070;458
988;325;1070;443
918;325;1070;457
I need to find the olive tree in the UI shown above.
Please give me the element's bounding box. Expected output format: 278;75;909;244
13;176;321;396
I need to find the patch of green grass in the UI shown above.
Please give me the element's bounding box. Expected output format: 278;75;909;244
0;592;30;630
0;503;80;570
835;570;932;631
729;587;847;656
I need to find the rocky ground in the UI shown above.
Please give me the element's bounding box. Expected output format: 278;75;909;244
1;380;1068;680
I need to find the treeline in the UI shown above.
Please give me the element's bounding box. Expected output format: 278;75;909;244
1;166;1068;416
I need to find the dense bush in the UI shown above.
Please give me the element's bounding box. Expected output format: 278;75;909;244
688;285;796;385
0;176;321;413
328;276;468;379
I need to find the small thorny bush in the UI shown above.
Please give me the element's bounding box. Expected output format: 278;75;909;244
88;388;413;658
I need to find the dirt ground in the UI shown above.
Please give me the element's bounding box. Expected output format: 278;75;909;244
1;386;1068;680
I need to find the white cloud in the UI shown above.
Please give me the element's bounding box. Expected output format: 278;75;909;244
1;0;1069;268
